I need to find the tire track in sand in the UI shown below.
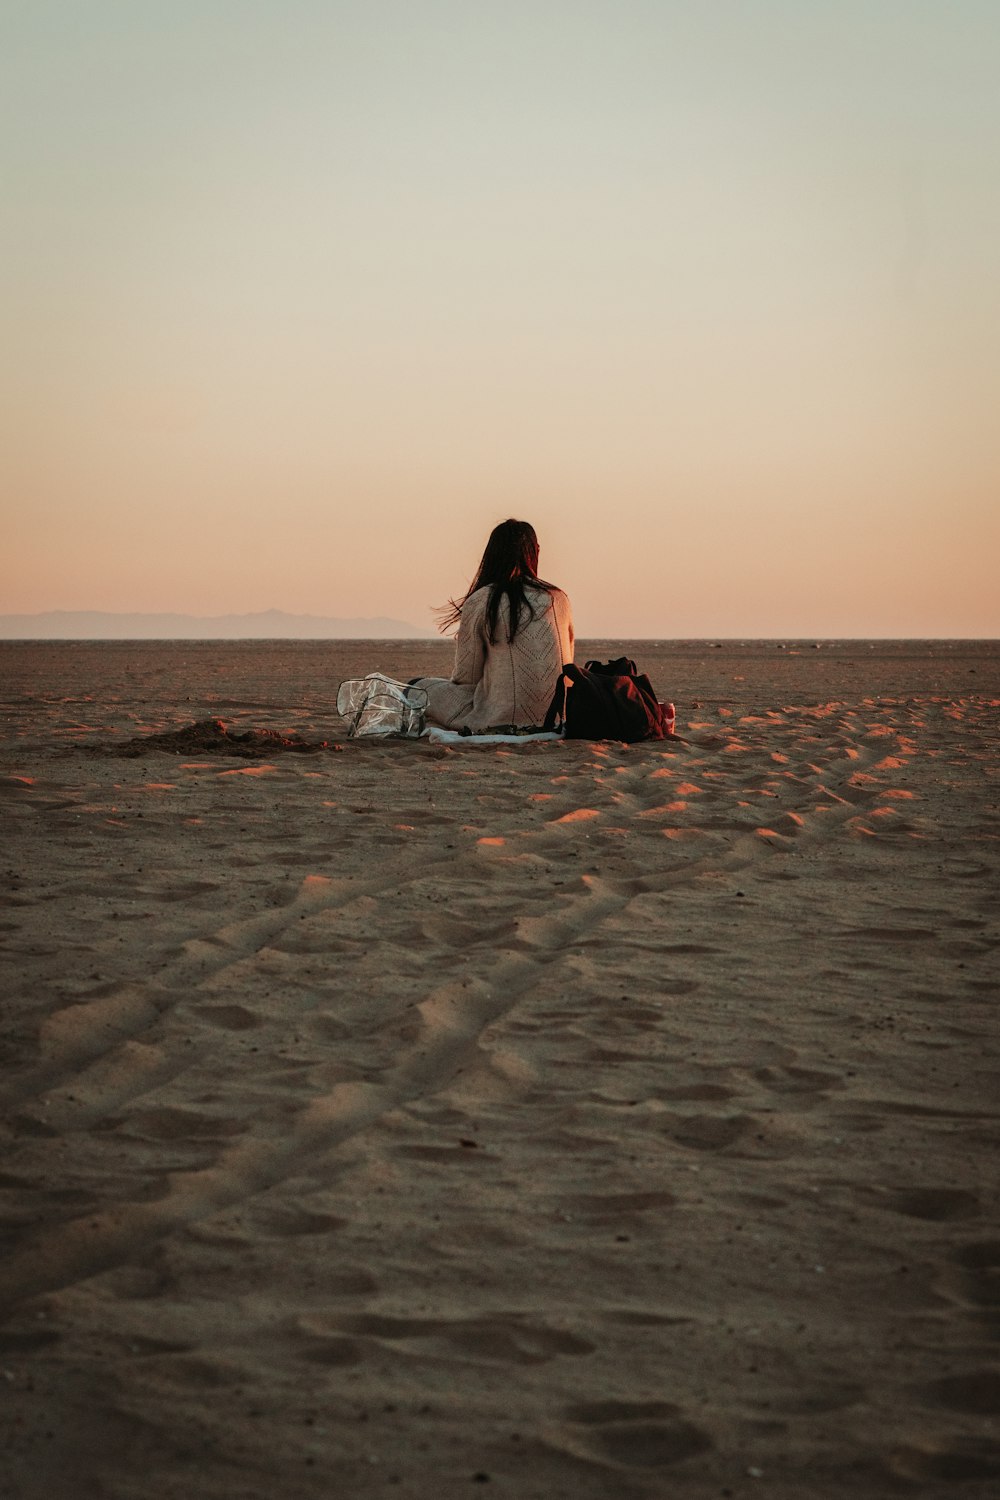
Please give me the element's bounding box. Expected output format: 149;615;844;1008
0;845;758;1313
0;710;920;1313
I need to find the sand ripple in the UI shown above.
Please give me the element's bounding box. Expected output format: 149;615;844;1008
1;643;998;1497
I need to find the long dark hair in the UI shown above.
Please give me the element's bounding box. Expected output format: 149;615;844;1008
438;519;555;644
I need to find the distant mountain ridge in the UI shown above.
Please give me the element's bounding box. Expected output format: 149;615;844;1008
0;609;434;640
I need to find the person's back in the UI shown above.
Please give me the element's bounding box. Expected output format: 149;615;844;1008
444;581;572;730
413;519;574;732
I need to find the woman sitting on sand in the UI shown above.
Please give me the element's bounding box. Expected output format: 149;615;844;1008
412;519;574;733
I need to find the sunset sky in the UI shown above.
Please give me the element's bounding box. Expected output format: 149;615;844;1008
2;1;998;637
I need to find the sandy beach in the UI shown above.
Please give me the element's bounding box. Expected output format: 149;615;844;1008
1;638;998;1499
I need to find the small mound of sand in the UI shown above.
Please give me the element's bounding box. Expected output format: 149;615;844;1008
115;718;342;758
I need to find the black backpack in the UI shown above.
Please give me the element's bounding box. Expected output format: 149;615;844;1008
543;657;669;743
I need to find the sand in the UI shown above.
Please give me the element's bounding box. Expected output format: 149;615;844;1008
1;638;998;1499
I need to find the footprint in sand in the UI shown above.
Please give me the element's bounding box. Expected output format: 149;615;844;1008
192;1003;264;1031
885;1439;1000;1484
836;925;939;943
884;1187;981;1222
752;1063;843;1097
661;1112;754;1151
126;1105;247;1141
298;1336;366;1367
943;1240;1000;1320
599;1309;692;1329
656;1083;735;1102
114;1335;193;1358
547;1399;712;1470
391;1142;501;1163
920;1369;1000;1416
325;1312;594;1365
252;1207;351;1239
556;1190;677;1223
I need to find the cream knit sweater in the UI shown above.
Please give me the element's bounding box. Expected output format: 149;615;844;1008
416;583;574;731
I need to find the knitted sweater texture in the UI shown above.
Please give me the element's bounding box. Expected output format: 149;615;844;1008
416;584;574;731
